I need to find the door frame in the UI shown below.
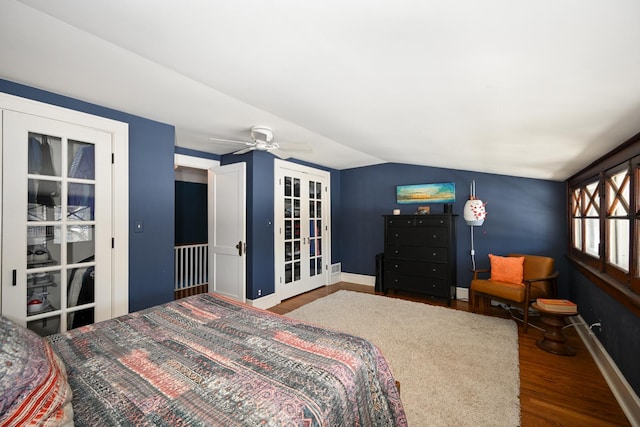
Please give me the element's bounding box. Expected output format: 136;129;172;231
0;93;129;318
174;154;247;303
273;158;331;302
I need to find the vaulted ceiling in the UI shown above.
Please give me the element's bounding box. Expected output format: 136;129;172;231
2;1;640;180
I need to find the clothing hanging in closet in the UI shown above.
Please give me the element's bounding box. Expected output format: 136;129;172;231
28;135;58;207
68;144;95;217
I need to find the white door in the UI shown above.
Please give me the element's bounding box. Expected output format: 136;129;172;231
2;110;112;336
209;162;246;302
275;159;330;301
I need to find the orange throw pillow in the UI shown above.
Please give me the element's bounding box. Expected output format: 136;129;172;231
489;254;524;284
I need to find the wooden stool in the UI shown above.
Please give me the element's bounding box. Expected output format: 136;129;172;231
532;303;576;356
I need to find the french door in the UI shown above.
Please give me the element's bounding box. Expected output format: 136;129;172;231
274;159;330;301
2;110;113;336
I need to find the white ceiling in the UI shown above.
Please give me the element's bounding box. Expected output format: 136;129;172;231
2;0;640;181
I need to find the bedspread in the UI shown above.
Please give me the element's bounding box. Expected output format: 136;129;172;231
47;293;406;426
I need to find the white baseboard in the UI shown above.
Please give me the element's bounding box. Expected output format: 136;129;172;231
248;293;281;310
570;315;640;426
339;273;375;287
335;275;469;297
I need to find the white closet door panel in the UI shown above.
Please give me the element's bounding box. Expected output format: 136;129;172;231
209;162;246;302
2;110;112;335
274;159;330;301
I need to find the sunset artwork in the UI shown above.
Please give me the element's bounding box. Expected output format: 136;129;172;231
396;182;456;204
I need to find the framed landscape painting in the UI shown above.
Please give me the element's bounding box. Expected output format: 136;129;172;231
396;182;455;204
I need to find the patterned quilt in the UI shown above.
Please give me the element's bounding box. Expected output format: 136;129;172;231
47;293;407;426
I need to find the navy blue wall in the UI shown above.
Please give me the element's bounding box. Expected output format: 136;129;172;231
1;79;176;311
571;272;640;395
340;163;568;294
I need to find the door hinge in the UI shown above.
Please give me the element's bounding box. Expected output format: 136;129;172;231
111;153;115;164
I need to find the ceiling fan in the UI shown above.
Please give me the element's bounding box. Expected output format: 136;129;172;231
209;126;311;158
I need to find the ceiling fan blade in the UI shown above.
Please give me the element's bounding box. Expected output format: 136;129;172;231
209;137;253;146
233;147;254;155
278;142;312;153
271;150;291;159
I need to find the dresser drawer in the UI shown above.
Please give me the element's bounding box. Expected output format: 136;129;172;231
384;247;448;263
413;217;449;227
385;218;415;227
383;273;450;298
384;259;448;279
386;227;449;247
386;216;450;228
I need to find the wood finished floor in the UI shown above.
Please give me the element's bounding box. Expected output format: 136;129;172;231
268;282;631;427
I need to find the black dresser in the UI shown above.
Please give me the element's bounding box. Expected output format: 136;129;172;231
383;214;457;304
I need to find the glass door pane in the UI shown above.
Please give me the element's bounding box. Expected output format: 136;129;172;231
309;180;322;277
283;176;301;284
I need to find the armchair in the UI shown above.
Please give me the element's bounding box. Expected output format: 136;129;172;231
469;254;559;333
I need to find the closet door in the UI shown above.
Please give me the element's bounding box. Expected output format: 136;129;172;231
2;110;112;336
275;160;330;301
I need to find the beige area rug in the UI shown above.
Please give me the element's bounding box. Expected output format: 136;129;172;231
286;290;520;427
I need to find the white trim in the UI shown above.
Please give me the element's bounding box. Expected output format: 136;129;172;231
569;315;640;426
112;118;129;317
340;273;375;287
174;153;219;170
248;293;281;310
0;93;129;318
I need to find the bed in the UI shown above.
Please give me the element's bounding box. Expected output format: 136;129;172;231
1;293;406;426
